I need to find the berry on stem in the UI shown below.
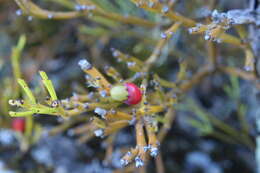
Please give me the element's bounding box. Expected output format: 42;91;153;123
110;83;142;105
11;117;25;133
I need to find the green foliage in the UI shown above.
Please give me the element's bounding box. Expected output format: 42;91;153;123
178;75;254;150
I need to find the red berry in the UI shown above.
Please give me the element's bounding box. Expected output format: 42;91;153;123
124;83;142;105
11;118;25;133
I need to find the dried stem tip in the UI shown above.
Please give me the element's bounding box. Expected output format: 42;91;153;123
94;108;107;118
78;59;92;70
135;156;144;167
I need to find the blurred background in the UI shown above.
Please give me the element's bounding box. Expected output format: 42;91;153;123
0;0;258;172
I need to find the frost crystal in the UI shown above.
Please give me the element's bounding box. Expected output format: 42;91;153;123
128;117;137;125
188;27;195;34
80;5;87;10
127;61;136;67
94;129;104;137
111;49;119;57
99;90;107;97
143;145;151;152
78;59;92;70
211;9;259;25
94;107;107;118
160;32;167;39
162;6;169;13
135;156;144;168
85;5;96;10
75;4;95;11
226;9;255;24
87;92;94;99
83;102;90;109
244;65;253;71
74;4;82;11
8;100;15;106
120;159;128;166
211;10;220;21
48;14;53;19
110;109;116;114
215;38;222;43
204;34;211;40
126;151;132;156
150;147;159;157
15;9;22;16
132;72;143;80
27;16;33;21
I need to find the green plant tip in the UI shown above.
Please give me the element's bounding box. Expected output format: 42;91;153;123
110;85;128;101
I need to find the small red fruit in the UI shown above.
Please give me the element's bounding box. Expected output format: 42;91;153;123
124;83;142;105
11;118;25;133
110;82;142;105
